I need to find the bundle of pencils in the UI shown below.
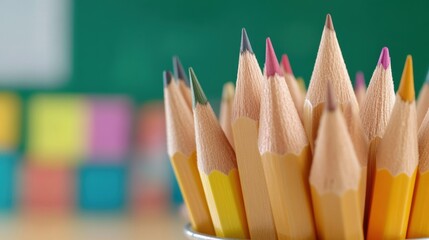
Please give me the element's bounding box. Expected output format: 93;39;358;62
164;14;429;240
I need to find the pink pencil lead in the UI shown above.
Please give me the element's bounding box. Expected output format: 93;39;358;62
377;47;391;70
265;38;282;78
281;54;294;76
355;72;366;90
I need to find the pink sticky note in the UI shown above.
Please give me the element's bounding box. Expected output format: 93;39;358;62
88;97;132;161
22;162;74;212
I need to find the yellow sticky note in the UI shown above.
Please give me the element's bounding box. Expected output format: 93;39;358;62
0;93;20;150
28;94;88;165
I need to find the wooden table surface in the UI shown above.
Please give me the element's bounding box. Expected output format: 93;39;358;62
0;212;188;240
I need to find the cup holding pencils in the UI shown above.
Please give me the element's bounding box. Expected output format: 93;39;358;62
165;14;427;240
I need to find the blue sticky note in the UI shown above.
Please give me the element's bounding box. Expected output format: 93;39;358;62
0;153;17;211
78;164;127;211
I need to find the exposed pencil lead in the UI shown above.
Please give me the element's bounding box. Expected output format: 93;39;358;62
265;38;282;77
240;28;253;54
325;14;334;30
355;71;365;90
173;56;189;84
222;82;235;101
163;70;173;87
281;54;294;75
398;55;415;102
189;67;208;107
327;81;337;111
378;47;391;70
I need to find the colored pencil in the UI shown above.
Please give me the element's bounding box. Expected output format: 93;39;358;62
355;71;366;106
296;77;307;96
219;82;235;149
281;54;304;121
304;14;358;150
359;47;395;233
408;107;429;238
416;68;429;126
163;71;215;235
310;82;363;240
343;101;368;220
190;68;249;239
367;55;418;240
259;38;315;239
173;56;193;111
231;29;277;239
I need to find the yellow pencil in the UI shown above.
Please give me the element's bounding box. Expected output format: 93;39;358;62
310;82;363;240
173;56;192;111
259;38;315;239
219;82;235;149
407;104;429;238
343;102;368;220
163;71;214;235
304;14;358;150
296;77;307;96
367;55;418;239
359;47;395;233
190;68;249;238
231;29;277;239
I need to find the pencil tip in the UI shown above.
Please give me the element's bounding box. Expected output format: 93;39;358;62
281;54;294;75
325;14;334;30
222;82;235;101
173;56;189;84
378;47;390;69
163;71;173;87
240;28;253;54
398;55;415;102
327;81;337;111
265;38;282;77
355;71;365;89
189;67;208;107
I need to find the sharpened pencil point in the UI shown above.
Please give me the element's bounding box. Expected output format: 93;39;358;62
265;38;282;77
398;55;415;102
281;54;294;75
325;14;334;30
240;28;253;54
173;56;189;84
222;82;235;101
378;47;391;69
163;70;173;87
355;72;365;90
327;81;337;111
189;68;208;107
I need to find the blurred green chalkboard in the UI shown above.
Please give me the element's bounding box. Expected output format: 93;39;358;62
71;0;429;103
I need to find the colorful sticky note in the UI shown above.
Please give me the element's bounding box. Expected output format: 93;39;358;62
0;93;20;150
21;162;74;212
0;153;18;210
78;164;127;211
129;155;170;213
136;102;166;152
28;94;88;165
88;97;132;161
